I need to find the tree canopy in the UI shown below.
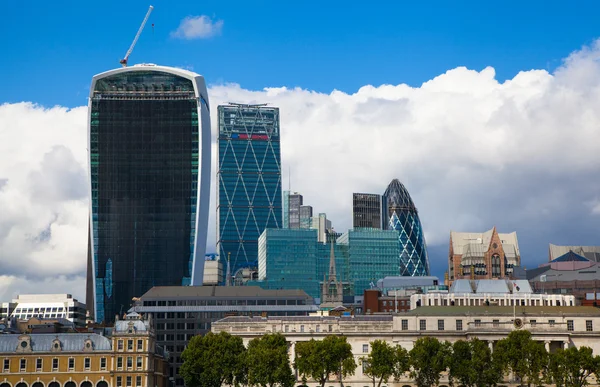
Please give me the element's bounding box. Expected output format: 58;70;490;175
362;340;410;387
294;335;357;387
409;337;451;387
494;330;548;387
246;333;295;387
448;338;503;387
548;346;600;387
180;331;246;387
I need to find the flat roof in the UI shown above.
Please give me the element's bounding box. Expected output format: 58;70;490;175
139;286;311;299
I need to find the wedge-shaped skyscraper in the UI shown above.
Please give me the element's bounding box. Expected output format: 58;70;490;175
86;65;211;323
383;179;430;276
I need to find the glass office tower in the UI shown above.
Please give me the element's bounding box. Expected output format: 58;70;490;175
352;193;382;229
383;179;430;276
86;65;211;323
254;228;398;298
217;104;282;277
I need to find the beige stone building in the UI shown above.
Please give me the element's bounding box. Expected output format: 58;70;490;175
0;313;168;387
213;306;600;386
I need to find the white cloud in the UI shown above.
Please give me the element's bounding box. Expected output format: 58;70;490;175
171;15;223;40
3;41;600;300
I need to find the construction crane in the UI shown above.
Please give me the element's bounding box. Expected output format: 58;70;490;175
119;5;154;67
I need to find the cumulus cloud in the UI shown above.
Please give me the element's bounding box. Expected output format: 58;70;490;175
171;15;223;39
3;41;600;300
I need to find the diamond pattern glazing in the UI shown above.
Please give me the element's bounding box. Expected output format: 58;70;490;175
383;179;430;276
217;105;282;277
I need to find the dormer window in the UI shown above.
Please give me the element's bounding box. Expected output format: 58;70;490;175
51;339;62;352
83;339;94;351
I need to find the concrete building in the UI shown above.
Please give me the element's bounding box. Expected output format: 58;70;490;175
527;247;600;305
2;294;86;328
0;312;168;387
549;244;600;262
128;286;317;387
213;306;600;386
410;279;575;310
364;276;446;314
352;193;382;229
202;257;223;285
310;213;332;243
449;227;520;284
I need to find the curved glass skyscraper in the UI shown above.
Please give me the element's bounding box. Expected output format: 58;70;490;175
383;179;430;276
86;65;211;323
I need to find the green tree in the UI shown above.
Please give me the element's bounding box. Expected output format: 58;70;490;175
494;330;548;387
449;339;504;387
448;340;474;387
294;335;357;387
246;333;295;387
180;331;246;387
361;340;410;387
409;337;451;387
548;346;600;387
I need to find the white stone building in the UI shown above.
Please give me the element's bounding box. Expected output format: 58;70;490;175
213;306;600;386
4;294;86;327
411;279;575;310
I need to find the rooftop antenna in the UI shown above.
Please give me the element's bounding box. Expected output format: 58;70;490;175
120;5;154;67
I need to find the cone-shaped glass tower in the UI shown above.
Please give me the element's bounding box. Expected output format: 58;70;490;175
383;179;430;276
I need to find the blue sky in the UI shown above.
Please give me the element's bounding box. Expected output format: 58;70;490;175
2;0;600;107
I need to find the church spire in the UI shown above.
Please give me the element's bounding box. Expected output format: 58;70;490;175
328;238;337;282
225;252;232;286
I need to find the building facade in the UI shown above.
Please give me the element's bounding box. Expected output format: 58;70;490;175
411;279;575;310
448;227;520;285
254;228;402;299
213;306;600;386
310;213;331;243
527;248;600;305
87;65;211;323
382;179;430;276
286;192;303;229
0;313;168;387
129;286;316;387
0;295;86;328
299;206;313;229
352;193;382;229
216;104;282;278
549;244;600;262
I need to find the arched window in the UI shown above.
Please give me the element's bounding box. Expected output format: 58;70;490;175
0;383;11;387
65;382;76;387
96;382;108;387
32;383;44;387
49;383;60;387
16;383;28;387
81;382;92;387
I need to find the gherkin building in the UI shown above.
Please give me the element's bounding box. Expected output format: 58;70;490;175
383;179;430;276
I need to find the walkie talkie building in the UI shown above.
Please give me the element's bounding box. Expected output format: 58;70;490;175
86;65;211;323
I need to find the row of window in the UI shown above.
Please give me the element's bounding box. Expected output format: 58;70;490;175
3;357;104;372
117;339;144;351
408;319;594;332
144;299;306;307
116;376;143;387
116;356;145;370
